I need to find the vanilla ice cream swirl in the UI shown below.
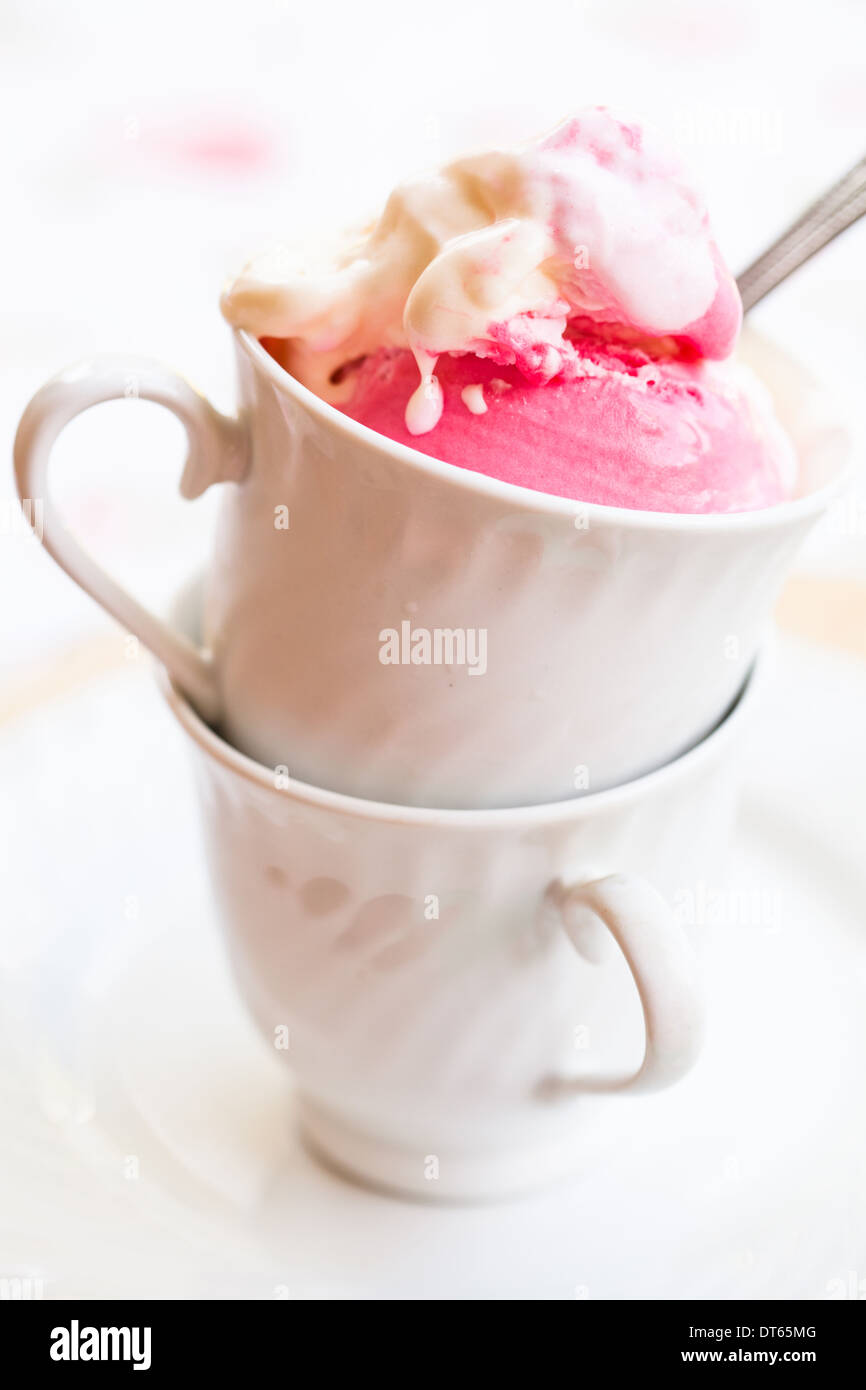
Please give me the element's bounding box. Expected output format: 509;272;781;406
221;108;740;434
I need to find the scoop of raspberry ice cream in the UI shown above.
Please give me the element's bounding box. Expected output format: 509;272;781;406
332;338;794;514
236;107;796;514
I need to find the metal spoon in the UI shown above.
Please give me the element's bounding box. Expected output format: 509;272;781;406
737;153;866;311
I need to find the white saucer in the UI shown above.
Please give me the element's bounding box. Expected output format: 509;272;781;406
1;635;864;1300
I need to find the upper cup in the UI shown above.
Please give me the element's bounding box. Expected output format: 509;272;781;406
14;327;848;808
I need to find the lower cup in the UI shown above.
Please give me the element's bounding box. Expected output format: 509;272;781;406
156;590;761;1201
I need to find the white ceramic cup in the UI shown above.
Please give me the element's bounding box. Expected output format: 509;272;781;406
157;585;759;1200
14;330;844;809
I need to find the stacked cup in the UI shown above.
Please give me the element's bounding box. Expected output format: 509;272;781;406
14;325;846;1199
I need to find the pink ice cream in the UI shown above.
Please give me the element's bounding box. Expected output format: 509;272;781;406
327;340;789;513
223;109;795;513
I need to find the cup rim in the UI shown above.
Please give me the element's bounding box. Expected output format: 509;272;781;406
157;643;762;829
237;328;850;534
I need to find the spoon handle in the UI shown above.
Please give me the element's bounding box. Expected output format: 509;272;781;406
738;154;866;312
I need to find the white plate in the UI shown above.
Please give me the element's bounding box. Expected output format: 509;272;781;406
0;635;865;1300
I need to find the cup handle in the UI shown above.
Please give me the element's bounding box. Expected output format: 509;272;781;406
13;357;248;723
547;872;704;1096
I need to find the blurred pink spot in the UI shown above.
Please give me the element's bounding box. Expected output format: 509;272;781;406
158;122;275;173
614;2;752;58
111;110;281;178
819;69;866;123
